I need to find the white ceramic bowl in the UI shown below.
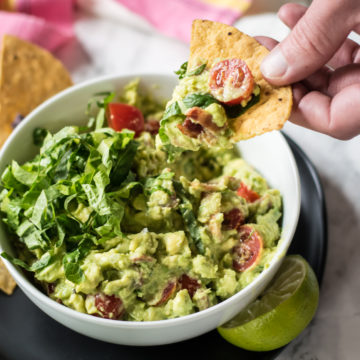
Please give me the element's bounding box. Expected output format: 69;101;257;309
0;73;300;346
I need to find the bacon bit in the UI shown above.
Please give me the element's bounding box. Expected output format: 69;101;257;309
177;118;203;138
155;281;177;306
144;120;160;135
179;274;200;298
223;208;245;231
47;282;56;295
186;107;222;133
177;106;224;138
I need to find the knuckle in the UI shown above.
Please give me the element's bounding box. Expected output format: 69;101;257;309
287;16;332;62
352;47;360;64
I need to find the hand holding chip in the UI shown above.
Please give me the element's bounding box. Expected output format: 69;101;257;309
259;0;360;140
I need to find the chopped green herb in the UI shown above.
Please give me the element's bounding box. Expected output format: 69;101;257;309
182;93;219;109
186;63;206;77
175;62;206;79
223;92;261;119
174;61;188;79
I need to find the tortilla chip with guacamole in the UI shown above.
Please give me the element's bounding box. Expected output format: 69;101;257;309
159;20;292;152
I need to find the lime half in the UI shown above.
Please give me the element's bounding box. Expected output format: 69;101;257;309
218;255;319;352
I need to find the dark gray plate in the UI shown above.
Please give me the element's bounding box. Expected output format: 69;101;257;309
0;135;327;360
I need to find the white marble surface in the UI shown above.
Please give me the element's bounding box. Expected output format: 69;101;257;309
57;1;360;358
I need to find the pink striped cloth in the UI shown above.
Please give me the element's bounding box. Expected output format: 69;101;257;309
116;0;250;42
0;0;74;51
0;0;251;52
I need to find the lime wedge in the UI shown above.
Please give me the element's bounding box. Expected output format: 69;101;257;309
218;255;319;352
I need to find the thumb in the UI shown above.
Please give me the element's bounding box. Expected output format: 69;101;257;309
261;0;352;85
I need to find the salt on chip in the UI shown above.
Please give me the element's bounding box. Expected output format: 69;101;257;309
189;20;292;141
0;35;73;147
0;258;16;295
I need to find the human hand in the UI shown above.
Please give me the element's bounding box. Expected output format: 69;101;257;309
258;1;360;140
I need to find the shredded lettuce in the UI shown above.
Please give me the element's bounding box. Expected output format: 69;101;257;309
0;123;139;283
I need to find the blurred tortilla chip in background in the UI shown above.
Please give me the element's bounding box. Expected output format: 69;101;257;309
0;259;16;295
0;34;73;148
201;0;251;12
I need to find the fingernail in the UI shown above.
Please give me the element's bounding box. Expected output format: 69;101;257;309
261;46;288;79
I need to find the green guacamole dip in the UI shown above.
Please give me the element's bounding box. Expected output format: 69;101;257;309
0;80;281;321
159;62;260;154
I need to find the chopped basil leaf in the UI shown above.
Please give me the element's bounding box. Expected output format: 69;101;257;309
223;92;261;119
186;63;206;77
161;101;184;121
182;93;219;109
174;62;206;79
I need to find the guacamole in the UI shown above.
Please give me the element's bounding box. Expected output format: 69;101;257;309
159;60;260;153
0;80;282;321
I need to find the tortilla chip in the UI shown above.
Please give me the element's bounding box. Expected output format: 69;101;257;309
0;258;16;295
189;20;292;141
0;35;73;147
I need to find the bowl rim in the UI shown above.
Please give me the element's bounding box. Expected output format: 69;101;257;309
0;72;301;328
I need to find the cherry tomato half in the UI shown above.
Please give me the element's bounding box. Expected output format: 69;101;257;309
106;103;144;136
94;293;125;320
237;182;260;203
209;58;254;105
232;225;263;272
